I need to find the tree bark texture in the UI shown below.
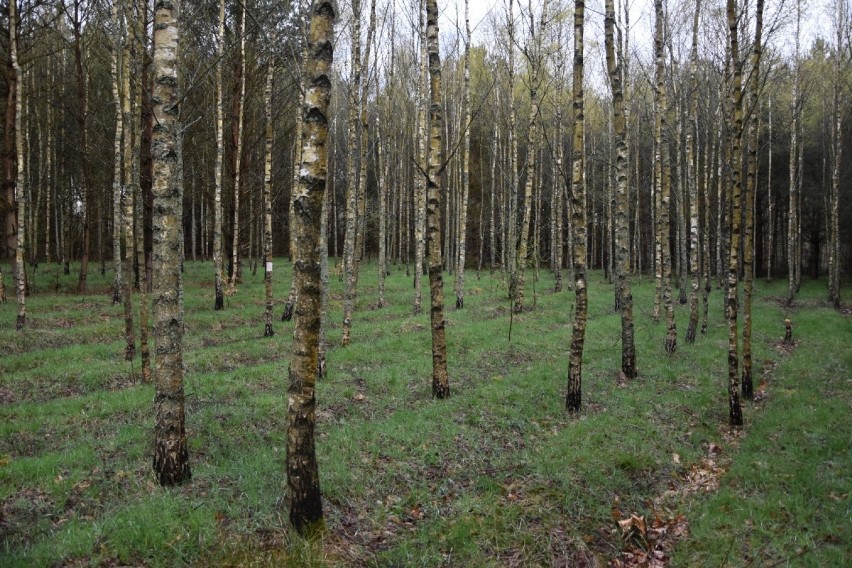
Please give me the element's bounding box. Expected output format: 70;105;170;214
151;0;191;485
725;0;744;427
426;0;450;399
213;0;225;310
263;58;275;337
341;0;362;345
742;0;765;399
287;0;335;536
454;0;472;310
605;0;635;379
686;0;702;344
655;0;676;354
566;0;586;412
229;4;246;289
11;0;26;330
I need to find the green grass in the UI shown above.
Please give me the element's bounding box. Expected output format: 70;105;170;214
1;259;849;566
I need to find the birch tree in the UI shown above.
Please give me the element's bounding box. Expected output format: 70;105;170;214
229;3;247;290
686;0;702;344
287;0;336;536
742;0;765;399
426;0;450;398
11;0;26;330
341;0;363;345
655;0;676;353
512;0;548;314
787;0;802;306
263;57;275;337
213;0;225;310
111;0;125;306
566;0;586;412
605;0;636;378
827;0;845;308
454;0;472;310
151;0;191;484
725;0;744;427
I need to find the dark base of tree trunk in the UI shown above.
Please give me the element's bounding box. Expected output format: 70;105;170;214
554;271;562;292
729;401;743;427
456;295;464;309
153;440;191;486
686;319;697;344
784;320;792;342
289;498;325;538
215;290;224;311
678;287;687;304
621;363;637;381
125;344;136;362
112;282;121;305
432;381;450;399
15;315;25;331
665;334;677;354
742;369;753;400
566;390;581;412
282;301;294;321
264;322;274;337
64;261;70;275
318;354;326;379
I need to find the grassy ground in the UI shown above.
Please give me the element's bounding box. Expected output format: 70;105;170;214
0;259;849;567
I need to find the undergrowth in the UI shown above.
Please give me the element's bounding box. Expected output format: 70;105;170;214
0;260;848;566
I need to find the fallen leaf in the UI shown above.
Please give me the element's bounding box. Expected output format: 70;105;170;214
354;393;365;402
672;453;681;464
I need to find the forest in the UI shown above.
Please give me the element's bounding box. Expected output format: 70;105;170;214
1;0;850;565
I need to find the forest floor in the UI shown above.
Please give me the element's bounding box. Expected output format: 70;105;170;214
0;259;849;567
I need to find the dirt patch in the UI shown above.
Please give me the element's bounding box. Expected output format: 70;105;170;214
772;339;798;356
0;388;18;405
1;487;55;549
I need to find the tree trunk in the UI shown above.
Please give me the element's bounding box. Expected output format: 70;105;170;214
686;0;702;344
425;0;450;399
655;0;677;353
111;0;124;306
151;0;191;485
213;0;225;310
287;0;335;536
377;75;387;308
765;96;773;282
454;0;472;310
229;4;246;289
566;0;586;412
283;39;307;323
605;0;636;379
506;0;519;295
263;58;275;337
742;0;765;399
827;0;843;308
512;1;548;314
121;5;136;362
341;0;362;345
725;0;744;427
11;0;26;330
787;0;801;306
413;0;427;314
72;0;92;294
